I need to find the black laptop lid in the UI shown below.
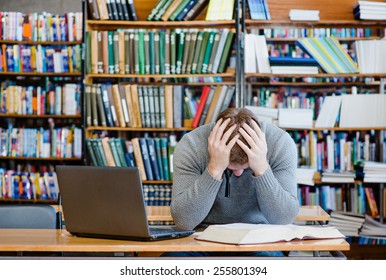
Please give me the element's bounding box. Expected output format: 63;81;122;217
56;166;151;239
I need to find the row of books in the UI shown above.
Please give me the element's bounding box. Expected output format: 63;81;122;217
86;136;176;181
147;0;208;21
0;164;55;175
86;84;185;128
298;183;376;216
86;83;234;129
315;94;386;128
0;126;82;159
0;11;83;42
143;184;172;206
355;40;386;73
87;28;234;75
261;27;372;39
0;44;82;73
0;170;59;200
289;130;380;172
0;83;81;116
87;0;137;21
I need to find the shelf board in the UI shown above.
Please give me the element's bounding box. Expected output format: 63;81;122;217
245;19;386;28
0;156;82;161
0;72;82;77
247;82;380;86
246;73;386;78
0;114;82;119
143;180;172;184
86;73;234;78
0;40;82;45
86;126;193;132
86;19;236;28
284;126;386;131
0;198;58;204
265;36;381;42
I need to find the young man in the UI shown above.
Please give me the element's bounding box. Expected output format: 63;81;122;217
171;108;299;231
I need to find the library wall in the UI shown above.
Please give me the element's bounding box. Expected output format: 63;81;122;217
0;0;81;13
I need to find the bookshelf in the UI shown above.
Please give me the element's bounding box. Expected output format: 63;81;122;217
83;0;240;207
243;0;386;250
0;10;84;204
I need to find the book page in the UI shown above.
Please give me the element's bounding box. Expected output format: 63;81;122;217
195;223;345;245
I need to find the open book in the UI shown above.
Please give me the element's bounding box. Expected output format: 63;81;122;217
195;223;345;245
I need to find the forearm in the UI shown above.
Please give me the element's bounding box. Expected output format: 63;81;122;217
171;168;222;230
253;167;299;224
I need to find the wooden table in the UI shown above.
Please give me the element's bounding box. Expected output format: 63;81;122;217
0;229;348;256
146;205;330;223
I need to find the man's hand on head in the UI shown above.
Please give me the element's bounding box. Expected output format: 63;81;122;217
237;121;269;177
207;118;239;180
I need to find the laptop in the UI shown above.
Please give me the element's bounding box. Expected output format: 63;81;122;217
56;166;194;241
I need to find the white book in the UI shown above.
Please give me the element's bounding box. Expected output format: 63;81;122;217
245;105;279;119
253;35;271;73
278;108;313;129
270;66;319;74
210;85;228;123
195;223;345;245
315;95;342;128
339;94;386;128
211;29;229;74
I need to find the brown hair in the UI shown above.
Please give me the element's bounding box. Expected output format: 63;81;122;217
216;108;260;165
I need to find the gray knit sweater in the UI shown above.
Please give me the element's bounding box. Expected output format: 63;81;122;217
170;121;299;230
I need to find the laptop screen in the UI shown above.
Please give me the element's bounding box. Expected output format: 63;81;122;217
56;166;151;239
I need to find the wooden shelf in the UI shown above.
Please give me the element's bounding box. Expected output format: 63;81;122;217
86;126;193;132
0;72;82;77
284;126;386;131
86;73;235;78
0;156;82;161
143;180;173;184
245;19;386;28
0;40;82;45
86;19;236;28
0;198;58;204
265;36;381;42
0;114;82;119
248;82;380;86
246;73;386;78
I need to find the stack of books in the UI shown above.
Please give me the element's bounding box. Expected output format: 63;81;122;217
360;215;386;237
296;166;317;186
362;161;386;183
244;105;278;125
269;56;319;74
328;211;365;237
289;9;320;21
321;170;356;183
354;0;386;20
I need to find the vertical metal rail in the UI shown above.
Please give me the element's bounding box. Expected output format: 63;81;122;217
235;0;246;108
81;0;87;165
379;78;385;223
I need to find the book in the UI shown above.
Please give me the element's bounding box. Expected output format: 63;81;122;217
195;223;345;245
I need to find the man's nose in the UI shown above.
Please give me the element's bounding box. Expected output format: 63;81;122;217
233;169;244;177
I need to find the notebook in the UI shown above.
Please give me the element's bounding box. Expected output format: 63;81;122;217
56;166;194;241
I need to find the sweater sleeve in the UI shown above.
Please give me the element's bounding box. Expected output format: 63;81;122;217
252;131;299;224
170;131;222;230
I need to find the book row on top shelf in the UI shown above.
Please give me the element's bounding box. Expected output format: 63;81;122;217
87;0;236;22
